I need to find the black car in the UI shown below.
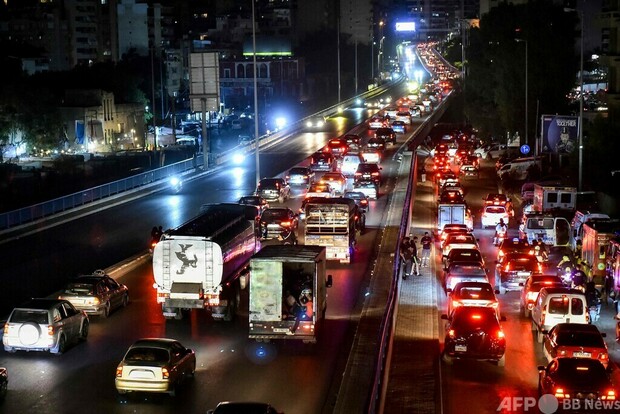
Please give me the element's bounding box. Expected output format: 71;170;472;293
256;178;290;203
441;306;506;366
497;238;533;261
366;137;386;152
375;127;396;145
309;152;334;172
439;189;465;204
259;208;298;239
238;195;269;214
343;191;370;212
495;253;542;294
538;358;616;403
343;134;362;147
354;163;382;186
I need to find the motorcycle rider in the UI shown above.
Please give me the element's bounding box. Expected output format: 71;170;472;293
585;281;602;322
494;218;508;245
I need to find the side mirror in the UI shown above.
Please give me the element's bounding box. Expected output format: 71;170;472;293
500;316;507;322
440;314;449;320
326;275;333;288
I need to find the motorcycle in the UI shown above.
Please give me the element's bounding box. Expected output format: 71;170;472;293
588;303;601;323
169;176;182;193
277;229;298;245
493;228;507;246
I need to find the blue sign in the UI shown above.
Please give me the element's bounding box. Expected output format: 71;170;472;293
520;144;530;155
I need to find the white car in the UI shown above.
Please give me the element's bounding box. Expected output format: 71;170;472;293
481;205;510;228
339;154;363;177
319;172;347;195
447;281;499;316
368;117;385;129
442;233;479;261
352;181;378;199
3;298;89;354
306;183;335;198
395;111;412;125
444;263;489;293
473;143;507;159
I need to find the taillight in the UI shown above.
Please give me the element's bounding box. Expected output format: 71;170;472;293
371;172;379;176
3;324;7;335
603;390;616;401
497;330;505;339
47;325;54;336
526;291;537;302
116;366;123;377
452;301;461;308
504;263;511;272
162;368;169;379
448;329;455;339
600;353;609;361
280;221;291;227
554;388;568;399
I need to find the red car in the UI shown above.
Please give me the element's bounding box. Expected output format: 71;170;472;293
542;323;609;368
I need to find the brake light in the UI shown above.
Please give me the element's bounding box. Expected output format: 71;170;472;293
280;221;291;227
603;390;616;401
504;263;511;272
452;301;461;308
448;329;455;339
554;388;569;399
471;314;482;320
371;172;379;176
497;330;505;339
3;324;7;335
116;366;123;377
47;325;54;336
360;199;368;205
162;368;169;379
526;291;537;302
599;353;609;361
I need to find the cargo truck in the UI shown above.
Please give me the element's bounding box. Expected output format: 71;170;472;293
152;203;259;321
581;220;620;290
248;245;332;344
303;198;363;263
437;203;473;233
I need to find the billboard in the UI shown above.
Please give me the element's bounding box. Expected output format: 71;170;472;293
395;22;416;32
541;115;579;154
189;52;220;113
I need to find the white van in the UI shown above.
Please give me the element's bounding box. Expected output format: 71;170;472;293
570;210;610;250
519;214;571;246
530;287;588;343
497;157;542;181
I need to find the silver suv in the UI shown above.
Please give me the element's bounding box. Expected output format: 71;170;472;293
3;298;89;354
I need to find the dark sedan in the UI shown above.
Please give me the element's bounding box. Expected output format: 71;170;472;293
441;306;506;366
259;208;298;239
538;358;616;403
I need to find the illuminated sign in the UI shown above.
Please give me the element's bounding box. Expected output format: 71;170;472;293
395;22;416;32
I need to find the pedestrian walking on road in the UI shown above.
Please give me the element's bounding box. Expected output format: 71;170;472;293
420;231;433;267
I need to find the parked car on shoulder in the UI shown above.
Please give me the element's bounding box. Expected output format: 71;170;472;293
57;270;129;318
3;298;89;354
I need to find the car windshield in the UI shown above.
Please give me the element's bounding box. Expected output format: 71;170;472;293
239;196;260;205
376;128;393;134
485;206;506;214
11;309;49;324
451;309;499;333
454;285;495;300
261;210;288;220
125;347;170;363
447;235;476;244
289;168;307;175
552;359;607;383
531;282;563;292
504;255;538;270
65;283;95;295
258;179;280;189
449;250;482;262
309;185;330;192
556;331;605;347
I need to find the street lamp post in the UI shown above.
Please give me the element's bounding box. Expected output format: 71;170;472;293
516;38;528;148
252;0;260;187
565;7;585;191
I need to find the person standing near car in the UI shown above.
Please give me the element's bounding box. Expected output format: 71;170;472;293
399;236;413;279
410;235;420;276
420;232;433;267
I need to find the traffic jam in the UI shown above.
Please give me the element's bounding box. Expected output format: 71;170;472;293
423;123;620;412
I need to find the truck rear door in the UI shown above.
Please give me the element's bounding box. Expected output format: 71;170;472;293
249;260;283;322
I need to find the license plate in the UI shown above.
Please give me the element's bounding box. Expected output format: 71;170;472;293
574;352;591;358
273;328;290;333
130;370;155;379
163;312;177;317
455;345;467;352
517;272;530;277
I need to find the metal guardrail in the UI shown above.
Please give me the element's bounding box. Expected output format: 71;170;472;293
0;80;403;232
366;91;453;414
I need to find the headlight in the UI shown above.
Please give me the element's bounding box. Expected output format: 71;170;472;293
232;153;246;164
306;120;313;128
169;177;180;186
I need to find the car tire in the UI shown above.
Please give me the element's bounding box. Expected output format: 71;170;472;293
496;355;506;367
169;383;178;397
79;320;89;341
0;380;7;400
188;362;196;378
54;335;66;355
122;294;129;307
442;352;453;365
102;301;111;318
